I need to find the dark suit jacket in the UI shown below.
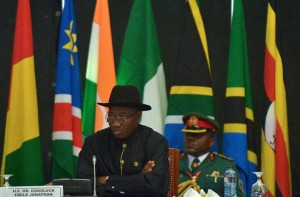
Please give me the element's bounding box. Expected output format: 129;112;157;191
77;125;169;197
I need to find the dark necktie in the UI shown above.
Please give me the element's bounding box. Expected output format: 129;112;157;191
191;158;200;172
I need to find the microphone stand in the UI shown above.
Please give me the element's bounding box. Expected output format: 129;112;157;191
92;155;97;197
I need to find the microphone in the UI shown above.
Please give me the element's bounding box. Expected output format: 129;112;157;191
92;155;97;197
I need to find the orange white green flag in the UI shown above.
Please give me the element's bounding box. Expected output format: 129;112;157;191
82;0;116;138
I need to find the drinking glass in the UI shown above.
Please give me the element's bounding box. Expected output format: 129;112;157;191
251;172;268;197
1;174;13;187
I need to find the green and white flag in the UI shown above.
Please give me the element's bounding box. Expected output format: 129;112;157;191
117;0;167;134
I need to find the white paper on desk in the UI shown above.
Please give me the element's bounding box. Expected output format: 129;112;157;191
206;189;220;197
183;188;201;197
0;187;6;197
199;189;206;196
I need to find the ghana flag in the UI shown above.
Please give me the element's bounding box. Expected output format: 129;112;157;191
1;0;44;186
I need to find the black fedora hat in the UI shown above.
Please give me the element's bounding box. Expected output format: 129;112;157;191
97;85;151;111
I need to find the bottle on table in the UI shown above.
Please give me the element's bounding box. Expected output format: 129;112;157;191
224;166;237;197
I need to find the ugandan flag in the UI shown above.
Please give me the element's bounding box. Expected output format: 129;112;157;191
164;0;216;152
0;0;44;186
222;0;258;195
82;0;116;138
261;0;292;196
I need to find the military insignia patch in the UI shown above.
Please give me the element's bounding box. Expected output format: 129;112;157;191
207;171;222;183
192;162;198;168
189;115;199;126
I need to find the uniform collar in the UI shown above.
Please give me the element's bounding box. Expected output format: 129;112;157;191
187;152;209;169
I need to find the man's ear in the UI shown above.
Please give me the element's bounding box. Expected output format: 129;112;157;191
208;136;215;148
137;111;142;116
135;111;142;122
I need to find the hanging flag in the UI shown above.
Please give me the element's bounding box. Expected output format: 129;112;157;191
164;0;216;152
261;0;292;196
116;0;167;134
222;0;258;195
82;0;116;138
52;0;83;179
0;0;44;186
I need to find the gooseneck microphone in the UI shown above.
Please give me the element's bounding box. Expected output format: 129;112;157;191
92;155;97;197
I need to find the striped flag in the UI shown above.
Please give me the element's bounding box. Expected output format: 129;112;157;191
261;0;292;196
222;0;258;195
51;0;83;179
117;0;167;134
82;0;116;138
0;0;44;186
164;0;216;152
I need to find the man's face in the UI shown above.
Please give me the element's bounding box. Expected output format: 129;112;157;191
183;132;214;157
107;106;141;139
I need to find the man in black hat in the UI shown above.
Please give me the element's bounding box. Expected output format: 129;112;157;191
178;112;245;196
76;85;169;196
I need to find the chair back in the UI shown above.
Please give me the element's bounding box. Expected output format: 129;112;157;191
168;148;180;197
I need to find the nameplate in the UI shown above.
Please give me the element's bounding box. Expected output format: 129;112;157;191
0;186;63;197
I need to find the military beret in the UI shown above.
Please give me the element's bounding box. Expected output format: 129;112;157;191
182;112;220;133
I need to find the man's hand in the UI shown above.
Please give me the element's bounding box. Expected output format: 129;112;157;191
142;160;155;173
97;176;109;185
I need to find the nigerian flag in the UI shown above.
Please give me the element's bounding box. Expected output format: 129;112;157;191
117;0;167;134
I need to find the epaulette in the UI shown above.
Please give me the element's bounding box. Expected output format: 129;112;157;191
212;152;234;161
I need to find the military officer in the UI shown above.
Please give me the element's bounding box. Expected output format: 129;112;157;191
178;112;245;196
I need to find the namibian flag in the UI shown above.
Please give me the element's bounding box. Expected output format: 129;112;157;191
51;0;83;179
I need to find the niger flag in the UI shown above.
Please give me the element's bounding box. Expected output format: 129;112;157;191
262;0;292;196
82;0;116;138
0;0;44;186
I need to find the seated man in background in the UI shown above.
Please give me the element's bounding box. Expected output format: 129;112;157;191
178;112;245;196
77;85;169;196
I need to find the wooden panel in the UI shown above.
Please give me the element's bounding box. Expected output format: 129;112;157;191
168;148;180;197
